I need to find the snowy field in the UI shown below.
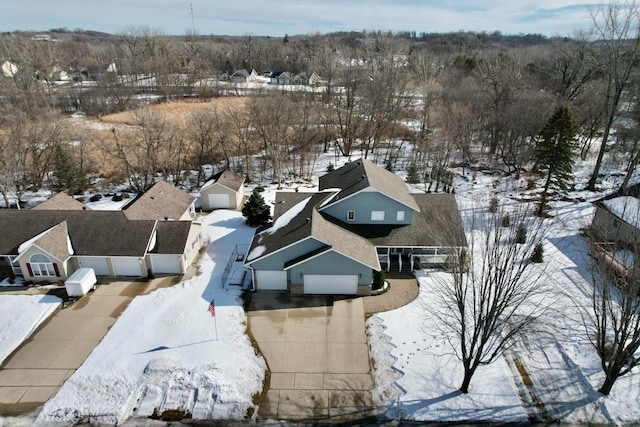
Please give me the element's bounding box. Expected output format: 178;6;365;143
36;210;266;424
0;295;60;365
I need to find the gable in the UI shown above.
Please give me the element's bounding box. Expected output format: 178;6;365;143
124;180;195;221
320;190;413;225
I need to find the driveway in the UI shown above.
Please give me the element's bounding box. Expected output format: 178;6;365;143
247;293;375;422
0;277;178;415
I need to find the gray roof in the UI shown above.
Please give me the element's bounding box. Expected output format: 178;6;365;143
201;169;245;193
19;221;73;261
324;193;467;247
151;221;194;254
32;193;87;211
319;159;420;212
124;180;194;221
0;210;156;257
246;191;380;270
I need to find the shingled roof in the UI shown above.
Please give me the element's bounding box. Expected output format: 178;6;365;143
32;193;87;211
0;210;156;257
246;191;380;270
15;221;73;262
319;159;420;212
124;180;194;221
150;221;193;254
201;169;245;192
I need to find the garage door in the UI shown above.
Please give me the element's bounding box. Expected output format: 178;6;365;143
255;270;287;291
304;274;358;295
150;254;182;274
112;257;143;277
77;257;109;276
208;193;230;209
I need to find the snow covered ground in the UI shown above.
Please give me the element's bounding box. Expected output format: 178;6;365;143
0;295;60;365
368;157;640;424
36;210;266;424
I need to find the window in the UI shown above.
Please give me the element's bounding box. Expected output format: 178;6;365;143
396;211;405;221
347;210;356;221
29;253;57;277
371;211;385;221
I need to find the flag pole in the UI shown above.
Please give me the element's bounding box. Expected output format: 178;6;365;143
214;313;218;340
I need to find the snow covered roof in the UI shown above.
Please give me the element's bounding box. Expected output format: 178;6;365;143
602;196;640;229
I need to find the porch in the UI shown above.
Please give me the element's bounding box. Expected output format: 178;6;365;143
377;247;456;272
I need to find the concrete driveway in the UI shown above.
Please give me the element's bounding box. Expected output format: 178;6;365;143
247;293;375;422
0;277;178;415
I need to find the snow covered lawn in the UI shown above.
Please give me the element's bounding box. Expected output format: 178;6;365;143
0;295;61;365
37;210;266;424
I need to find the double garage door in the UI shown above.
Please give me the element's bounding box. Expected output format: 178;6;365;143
254;271;358;294
77;257;143;277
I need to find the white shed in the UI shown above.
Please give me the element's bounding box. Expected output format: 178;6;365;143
200;169;245;211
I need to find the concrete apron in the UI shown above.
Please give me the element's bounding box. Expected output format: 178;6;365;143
0;277;178;415
248;293;376;422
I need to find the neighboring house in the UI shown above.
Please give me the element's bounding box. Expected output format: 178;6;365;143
592;196;640;246
244;159;466;296
0;189;202;283
269;71;293;85
124;180;196;221
200;169;245;211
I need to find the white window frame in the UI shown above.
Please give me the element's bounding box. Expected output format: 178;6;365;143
371;211;385;221
347;210;356;221
29;253;56;277
396;210;405;221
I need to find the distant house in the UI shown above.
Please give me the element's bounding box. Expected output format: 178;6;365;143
592;196;640;246
0;186;202;283
244;159;466;296
230;69;262;83
200;169;245;211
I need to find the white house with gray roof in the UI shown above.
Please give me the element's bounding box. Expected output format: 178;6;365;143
245;159;466;296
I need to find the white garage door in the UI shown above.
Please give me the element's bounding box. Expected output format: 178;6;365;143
77;257;109;276
208;193;230;209
255;270;287;291
150;254;182;274
304;274;358;295
112;257;143;277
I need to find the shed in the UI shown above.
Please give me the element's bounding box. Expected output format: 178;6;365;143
200;169;245;210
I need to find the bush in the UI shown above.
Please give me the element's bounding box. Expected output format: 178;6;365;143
89;193;102;202
489;196;499;213
112;193;123;202
406;163;420;184
373;270;386;290
326;163;335;172
255;186;265;192
501;215;511;227
532;243;544;263
516;222;527;244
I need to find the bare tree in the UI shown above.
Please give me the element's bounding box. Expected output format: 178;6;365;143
430;204;549;393
587;1;640;191
587;204;640;395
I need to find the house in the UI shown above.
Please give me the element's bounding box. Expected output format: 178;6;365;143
200;169;245;210
124;180;196;221
244;159;466;296
591;196;640;246
0;189;202;283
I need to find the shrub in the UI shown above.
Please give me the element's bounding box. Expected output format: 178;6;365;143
516;222;527;244
373;270;386;290
532;243;544;263
89;193;102;202
112;193;123;202
489;196;499;213
501;215;511;227
406;163;420;184
326;163;335;172
255;186;265;193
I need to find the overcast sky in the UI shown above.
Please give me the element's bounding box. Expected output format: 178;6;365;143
0;1;599;37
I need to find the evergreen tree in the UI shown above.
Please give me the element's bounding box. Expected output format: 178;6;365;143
534;105;577;216
242;189;271;226
51;144;88;195
406;163;420;184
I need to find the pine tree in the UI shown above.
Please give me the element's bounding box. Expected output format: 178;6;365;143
242;189;271;226
406;163;420;184
51;144;88;195
534;105;577;216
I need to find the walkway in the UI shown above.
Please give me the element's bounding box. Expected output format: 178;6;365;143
0;277;178;415
362;273;419;314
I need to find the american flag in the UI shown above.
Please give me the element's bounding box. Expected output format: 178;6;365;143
207;298;216;317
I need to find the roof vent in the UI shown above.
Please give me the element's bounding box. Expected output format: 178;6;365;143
305;217;311;223
361;175;366;180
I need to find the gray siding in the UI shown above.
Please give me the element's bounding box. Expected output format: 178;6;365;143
321;192;413;225
592;206;640;245
288;250;373;285
249;238;325;270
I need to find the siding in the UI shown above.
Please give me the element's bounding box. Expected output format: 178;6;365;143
321;191;413;225
201;184;240;211
592;206;640;245
288;250;373;285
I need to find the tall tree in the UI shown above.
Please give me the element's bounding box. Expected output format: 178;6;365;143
430;205;549;393
534;105;578;216
587;213;640;395
587;1;640;191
